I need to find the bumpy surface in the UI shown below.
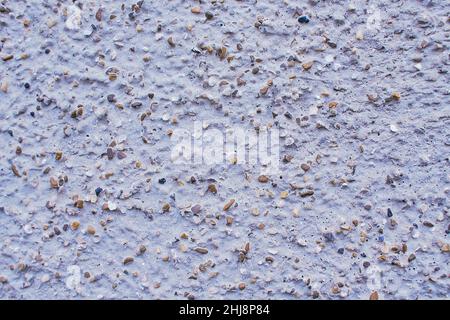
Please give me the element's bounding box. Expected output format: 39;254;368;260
0;0;449;300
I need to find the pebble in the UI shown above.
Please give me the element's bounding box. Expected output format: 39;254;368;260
205;11;214;20
107;94;116;103
369;291;379;300
2;54;14;62
95;187;103;196
223;199;235;211
138;245;147;255
323;232;335;242
86;225;96;235
0;81;8;93
258;175;269;183
207;184;217;194
106;148;114;160
167;37;175;47
162;203;171;212
298;15;310;24
11;164;21;177
302;61;314;71
123;257;134;265
300;190;314;197
191;204;202;214
194;247;208;254
391;92;401;101
50;177;59;189
74;199;84;209
356;30;364;40
71;221;80;231
301;163;310;172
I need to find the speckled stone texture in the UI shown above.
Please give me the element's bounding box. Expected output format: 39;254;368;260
0;0;449;299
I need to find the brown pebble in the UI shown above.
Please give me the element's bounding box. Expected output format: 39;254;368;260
95;8;102;21
55;151;63;161
217;47;227;60
138;245;147;255
369;291;379;300
180;232;188;239
167;37;175;47
238;282;246;290
391;92;401;101
162;203;171;212
328;101;338;108
0;81;8;93
75;199;84;209
258;175;269;183
223;199;235;211
191;7;201;14
207;183;217;194
259;85;269;95
2;55;14;62
50;177;59;189
71;221;80;230
301;163;310;172
0;275;8;284
226;216;233;226
11;164;21;177
194;247;208;254
16;146;22;155
86;225;96;235
123;257;134;265
302;61;314;70
440;243;449;252
300;190;314;197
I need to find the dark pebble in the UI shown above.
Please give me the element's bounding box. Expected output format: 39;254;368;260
298;15;310;24
131;101;142;108
106;147;114;160
337;248;344;254
205;11;213;20
107;94;116;103
24;83;30;89
323;232;335;242
387;208;393;217
95;187;103;196
158;178;166;184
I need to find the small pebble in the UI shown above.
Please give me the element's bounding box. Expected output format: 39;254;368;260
298;15;310;24
86;225;96;235
123;257;134;265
